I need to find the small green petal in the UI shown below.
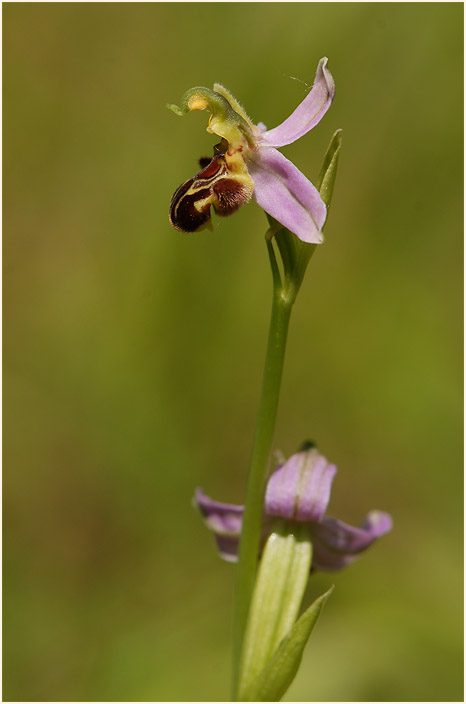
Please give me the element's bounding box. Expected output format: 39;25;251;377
213;83;255;129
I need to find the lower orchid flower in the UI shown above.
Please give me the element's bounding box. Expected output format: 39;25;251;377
168;57;335;244
195;445;392;572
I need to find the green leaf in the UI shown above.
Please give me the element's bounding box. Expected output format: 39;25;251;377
247;586;334;702
238;522;313;701
317;129;342;208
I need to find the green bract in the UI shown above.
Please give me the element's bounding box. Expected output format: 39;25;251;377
236;521;332;702
248;587;334;701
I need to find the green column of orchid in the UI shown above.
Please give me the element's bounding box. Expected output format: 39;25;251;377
232;130;342;699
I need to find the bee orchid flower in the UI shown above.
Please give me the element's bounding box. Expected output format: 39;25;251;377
168;57;335;244
195;446;392;571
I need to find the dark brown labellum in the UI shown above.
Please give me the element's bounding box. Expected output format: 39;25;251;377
169;145;253;233
169;156;224;233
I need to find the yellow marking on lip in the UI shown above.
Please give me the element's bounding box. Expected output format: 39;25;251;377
194;195;213;212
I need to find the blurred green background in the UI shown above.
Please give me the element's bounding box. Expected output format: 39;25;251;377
3;3;463;702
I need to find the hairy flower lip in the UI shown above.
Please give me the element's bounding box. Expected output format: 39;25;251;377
195;447;392;572
169;149;254;233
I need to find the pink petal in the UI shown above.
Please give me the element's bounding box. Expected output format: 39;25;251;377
311;511;393;571
261;57;335;148
247;147;326;243
265;449;337;522
195;488;243;562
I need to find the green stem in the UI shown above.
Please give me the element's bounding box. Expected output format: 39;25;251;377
229;129;341;699
232;263;293;698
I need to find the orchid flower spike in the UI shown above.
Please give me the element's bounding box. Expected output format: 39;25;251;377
168;58;335;244
195;445;392;571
